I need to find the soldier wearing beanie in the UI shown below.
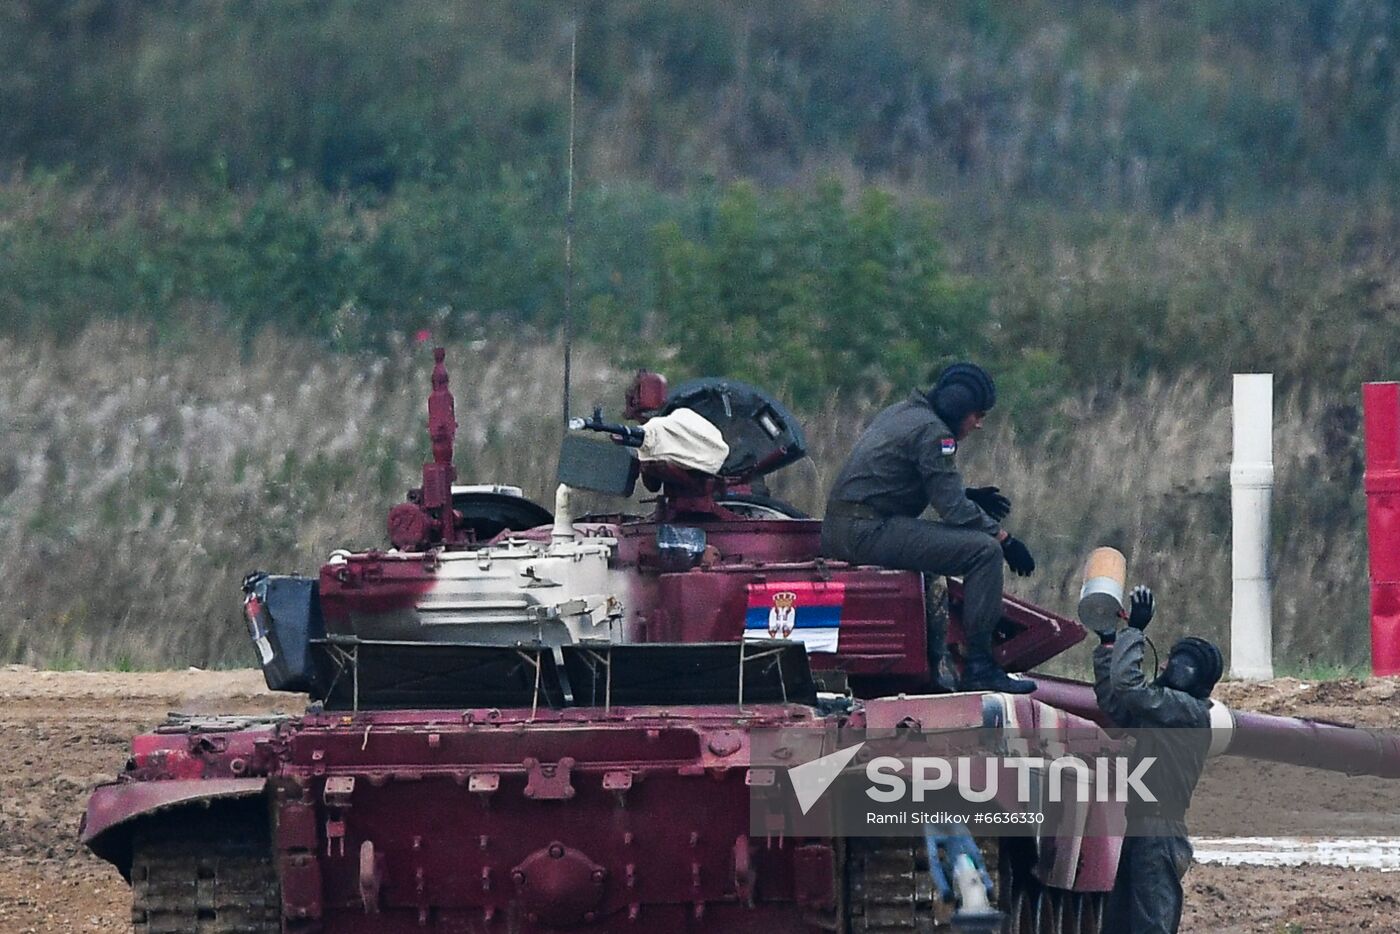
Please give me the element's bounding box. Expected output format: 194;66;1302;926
1091;586;1221;934
821;362;1038;694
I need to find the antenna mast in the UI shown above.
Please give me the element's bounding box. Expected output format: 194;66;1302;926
562;7;578;430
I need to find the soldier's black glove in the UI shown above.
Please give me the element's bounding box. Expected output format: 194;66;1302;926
1095;627;1118;645
965;486;1011;522
1001;536;1035;577
1127;585;1154;631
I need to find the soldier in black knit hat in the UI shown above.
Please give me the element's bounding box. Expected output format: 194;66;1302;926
821;362;1038;694
1092;586;1222;934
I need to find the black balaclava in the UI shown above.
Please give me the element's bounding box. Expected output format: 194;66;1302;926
929;362;997;428
1157;637;1223;699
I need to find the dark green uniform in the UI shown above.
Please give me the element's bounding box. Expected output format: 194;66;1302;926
820;391;1003;660
1093;628;1211;934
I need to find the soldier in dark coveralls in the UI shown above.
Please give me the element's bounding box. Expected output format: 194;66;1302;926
821;362;1038;694
1093;586;1222;934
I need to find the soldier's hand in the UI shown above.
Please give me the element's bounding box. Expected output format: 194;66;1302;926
1127;585;1155;630
965;485;1011;522
1000;536;1036;577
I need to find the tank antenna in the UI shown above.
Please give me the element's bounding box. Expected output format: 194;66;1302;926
561;4;578;431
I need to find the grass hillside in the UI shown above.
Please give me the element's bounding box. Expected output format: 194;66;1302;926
3;2;1400;409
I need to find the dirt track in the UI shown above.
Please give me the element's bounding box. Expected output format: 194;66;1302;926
1;667;1397;933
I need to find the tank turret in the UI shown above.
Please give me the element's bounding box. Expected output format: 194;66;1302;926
566;371;809;521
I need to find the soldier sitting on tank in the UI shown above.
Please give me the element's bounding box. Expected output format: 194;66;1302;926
820;362;1037;694
1092;586;1221;934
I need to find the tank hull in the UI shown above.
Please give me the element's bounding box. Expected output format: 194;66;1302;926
84;694;1121;931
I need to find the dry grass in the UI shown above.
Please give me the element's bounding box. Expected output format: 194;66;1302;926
0;324;1370;674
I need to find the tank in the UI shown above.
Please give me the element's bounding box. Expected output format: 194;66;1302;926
81;349;1400;933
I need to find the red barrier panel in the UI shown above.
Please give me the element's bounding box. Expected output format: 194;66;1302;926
1364;382;1400;676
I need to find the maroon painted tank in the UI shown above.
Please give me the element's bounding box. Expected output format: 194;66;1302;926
81;349;1400;933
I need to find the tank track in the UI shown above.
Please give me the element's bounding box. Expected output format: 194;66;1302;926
848;837;1107;934
846;836;963;932
130;814;280;933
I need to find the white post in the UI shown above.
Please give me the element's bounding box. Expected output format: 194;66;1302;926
1230;373;1274;680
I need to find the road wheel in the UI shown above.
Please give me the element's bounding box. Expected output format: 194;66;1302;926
131;809;280;933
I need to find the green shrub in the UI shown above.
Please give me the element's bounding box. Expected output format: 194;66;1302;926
652;181;985;405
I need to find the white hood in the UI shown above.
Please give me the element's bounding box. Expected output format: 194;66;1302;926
638;408;730;474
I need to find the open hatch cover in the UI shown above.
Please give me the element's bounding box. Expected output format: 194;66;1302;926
662;378;807;479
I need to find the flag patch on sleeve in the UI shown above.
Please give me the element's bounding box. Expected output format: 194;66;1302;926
940;436;957;455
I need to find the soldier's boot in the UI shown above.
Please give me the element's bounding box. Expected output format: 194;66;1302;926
925;652;959;694
959;652;1036;694
924;579;957;694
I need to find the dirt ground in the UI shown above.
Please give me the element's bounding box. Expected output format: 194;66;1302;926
0;667;301;933
1184;677;1400;932
0;667;1397;933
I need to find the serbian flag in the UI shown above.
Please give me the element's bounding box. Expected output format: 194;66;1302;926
743;581;846;653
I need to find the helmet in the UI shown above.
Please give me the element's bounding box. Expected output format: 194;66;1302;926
1163;636;1223;699
929;362;996;427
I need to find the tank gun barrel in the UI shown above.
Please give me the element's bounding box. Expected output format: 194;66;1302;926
1032;674;1400;779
